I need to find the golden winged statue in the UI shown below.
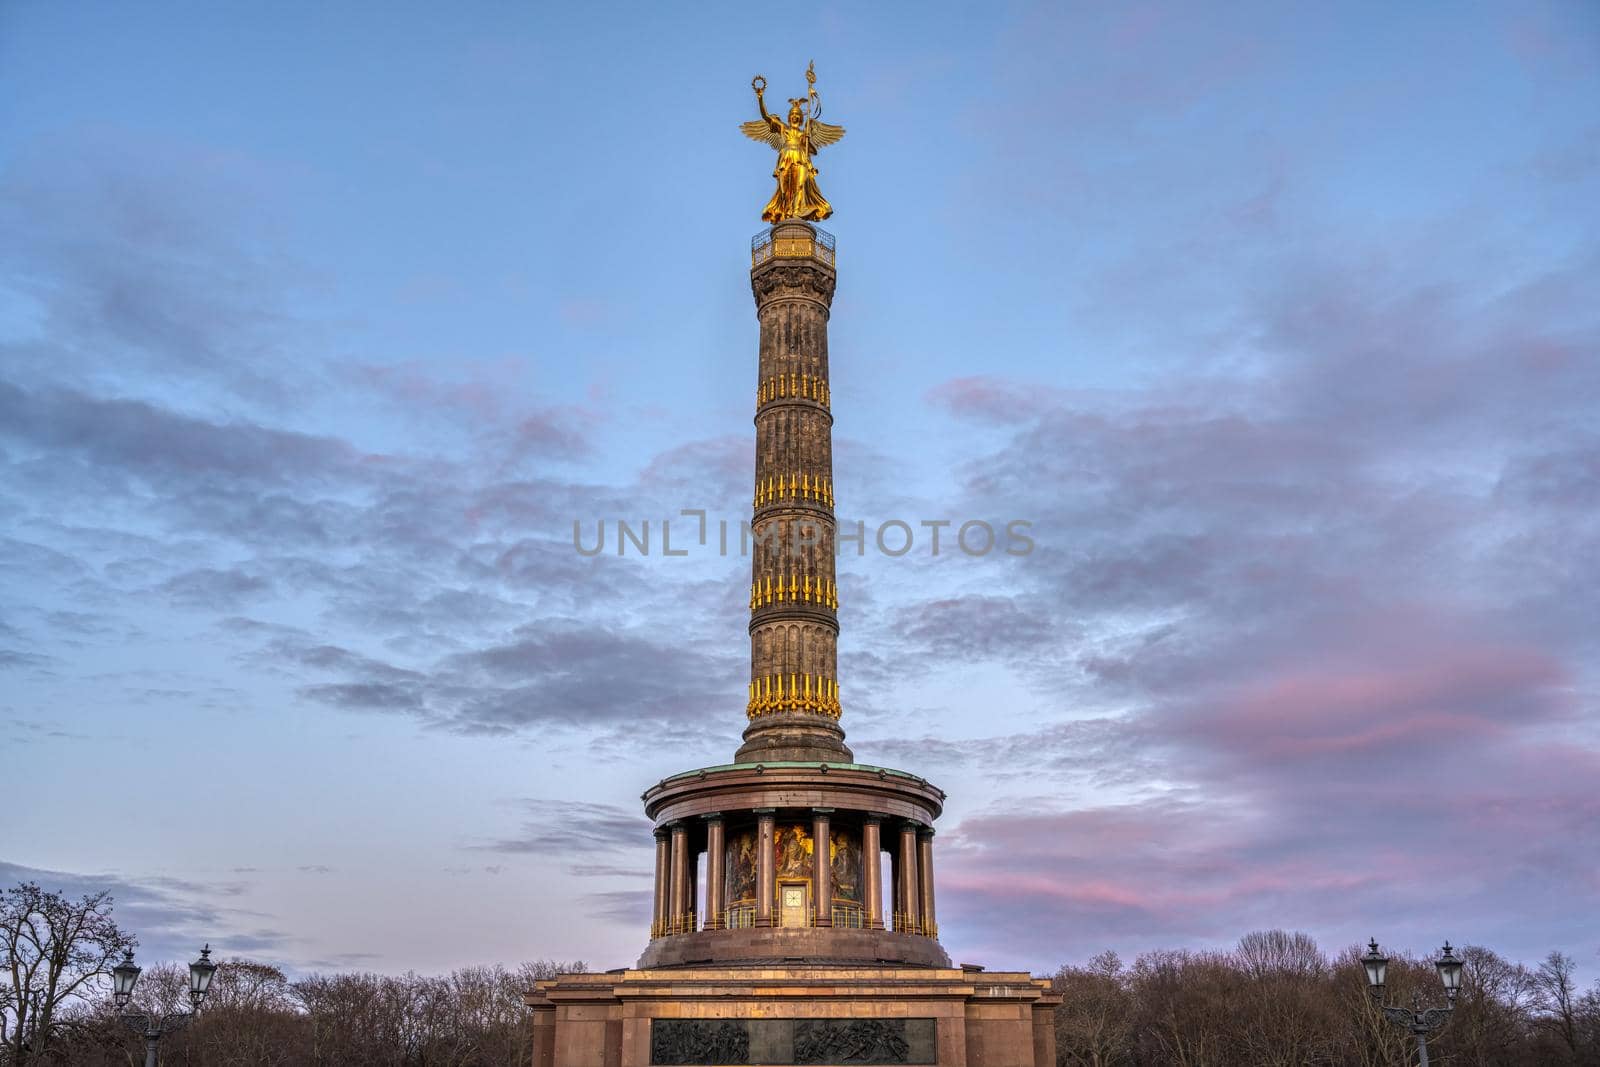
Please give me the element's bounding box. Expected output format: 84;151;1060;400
741;62;845;223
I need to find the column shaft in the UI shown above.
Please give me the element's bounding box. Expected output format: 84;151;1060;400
651;830;670;938
704;815;725;930
889;839;901;926
863;816;884;929
812;809;832;927
668;823;689;934
897;822;921;934
740;225;853;765
918;829;938;938
755;809;776;927
688;845;699;930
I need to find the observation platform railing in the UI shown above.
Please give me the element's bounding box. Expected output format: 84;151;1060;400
751;225;836;268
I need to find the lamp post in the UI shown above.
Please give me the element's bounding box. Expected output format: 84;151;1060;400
112;945;217;1067
1361;938;1464;1067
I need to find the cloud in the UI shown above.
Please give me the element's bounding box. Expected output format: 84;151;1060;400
248;614;740;736
0;860;277;965
298;681;427;712
158;566;274;609
568;863;651;879
581;889;653;927
890;594;1060;664
0;382;366;486
349;359;598;462
0;130;315;405
871;232;1600;972
0;649;55;671
475;800;652;856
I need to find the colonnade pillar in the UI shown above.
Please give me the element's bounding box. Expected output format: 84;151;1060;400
688;845;699;930
703;813;725;931
651;828;670;938
655;809;933;939
812;808;832;927
755;808;776;927
863;814;884;929
668;822;690;935
917;827;938;939
897;821;921;934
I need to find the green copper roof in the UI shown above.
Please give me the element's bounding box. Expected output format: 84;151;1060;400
654;761;930;787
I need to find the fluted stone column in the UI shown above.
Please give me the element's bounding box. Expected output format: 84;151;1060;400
812;809;832;927
703;813;725;931
890;834;901;928
897;821;921;934
738;220;852;765
688;844;699;931
863;815;884;930
668;822;689;934
755;809;776;927
918;827;938;938
651;828;670;938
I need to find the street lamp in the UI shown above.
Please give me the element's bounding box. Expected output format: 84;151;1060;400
112;945;217;1067
1435;942;1463;1001
1362;938;1463;1067
111;951;141;1006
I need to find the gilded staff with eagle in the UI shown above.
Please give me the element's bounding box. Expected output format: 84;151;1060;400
742;62;845;222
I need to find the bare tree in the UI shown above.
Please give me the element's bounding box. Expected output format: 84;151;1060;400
1236;930;1326;981
0;881;134;1065
1130;948;1241;1067
19;933;1599;1066
1576;982;1600;1064
1448;944;1536;1066
1533;951;1582;1062
1053;949;1134;1067
186;959;304;1067
1232;930;1335;1067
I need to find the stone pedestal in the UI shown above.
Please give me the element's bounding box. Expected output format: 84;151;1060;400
525;965;1060;1067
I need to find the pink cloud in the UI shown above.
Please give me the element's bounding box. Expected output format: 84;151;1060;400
1181;645;1571;761
925;375;1059;422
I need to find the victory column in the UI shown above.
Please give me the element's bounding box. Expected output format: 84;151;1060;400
526;67;1060;1067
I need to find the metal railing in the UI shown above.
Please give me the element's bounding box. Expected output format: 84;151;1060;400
652;903;931;938
751;226;836;268
891;910;938;938
650;913;699;938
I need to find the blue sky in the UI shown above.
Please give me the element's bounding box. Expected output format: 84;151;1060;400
2;1;1597;977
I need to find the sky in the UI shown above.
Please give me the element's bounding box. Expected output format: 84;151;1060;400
2;1;1597;980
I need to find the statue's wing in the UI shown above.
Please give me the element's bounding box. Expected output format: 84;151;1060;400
807;120;846;151
740;119;783;150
